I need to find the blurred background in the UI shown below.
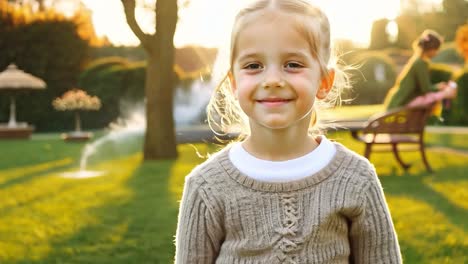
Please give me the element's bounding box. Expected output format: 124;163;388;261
0;0;467;263
1;0;466;133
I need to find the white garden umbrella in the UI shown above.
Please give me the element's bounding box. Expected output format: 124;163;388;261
0;64;46;127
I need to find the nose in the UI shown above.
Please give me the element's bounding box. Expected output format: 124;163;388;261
262;66;285;88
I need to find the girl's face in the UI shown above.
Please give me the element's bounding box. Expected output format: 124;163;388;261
230;11;328;131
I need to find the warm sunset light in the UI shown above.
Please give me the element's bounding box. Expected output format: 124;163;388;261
79;0;444;48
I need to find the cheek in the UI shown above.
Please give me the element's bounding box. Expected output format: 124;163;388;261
296;87;317;109
300;95;316;108
235;77;258;96
297;77;320;97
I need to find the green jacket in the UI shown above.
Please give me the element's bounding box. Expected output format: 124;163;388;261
385;57;438;109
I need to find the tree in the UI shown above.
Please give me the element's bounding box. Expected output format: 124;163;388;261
397;0;467;44
442;0;468;40
369;18;391;50
4;0;107;46
8;0;51;12
121;0;178;160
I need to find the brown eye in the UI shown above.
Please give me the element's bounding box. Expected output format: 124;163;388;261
285;62;303;69
243;63;263;70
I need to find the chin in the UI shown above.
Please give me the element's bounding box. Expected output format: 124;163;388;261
260;120;292;130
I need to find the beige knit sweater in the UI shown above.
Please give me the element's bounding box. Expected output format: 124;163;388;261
175;143;402;263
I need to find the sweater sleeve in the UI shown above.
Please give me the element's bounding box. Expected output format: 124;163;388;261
414;59;438;93
349;169;402;264
174;173;224;264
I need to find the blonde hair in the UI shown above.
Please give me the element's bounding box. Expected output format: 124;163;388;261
207;0;350;140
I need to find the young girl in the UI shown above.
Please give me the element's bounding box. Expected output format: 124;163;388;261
175;0;401;263
384;30;457;110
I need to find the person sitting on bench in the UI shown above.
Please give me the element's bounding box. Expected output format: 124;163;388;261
384;30;457;111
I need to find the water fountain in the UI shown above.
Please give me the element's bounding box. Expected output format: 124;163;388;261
173;79;213;126
60;79;213;179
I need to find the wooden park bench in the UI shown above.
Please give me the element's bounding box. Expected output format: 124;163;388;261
340;104;435;172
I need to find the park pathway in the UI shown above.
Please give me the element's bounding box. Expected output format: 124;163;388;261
426;126;468;134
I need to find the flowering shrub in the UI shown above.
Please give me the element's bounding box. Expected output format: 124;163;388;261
52;89;102;134
53;89;101;111
455;24;468;63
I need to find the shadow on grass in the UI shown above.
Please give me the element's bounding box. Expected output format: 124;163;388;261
0;139;85;171
379;164;468;263
0;160;74;190
380;168;467;231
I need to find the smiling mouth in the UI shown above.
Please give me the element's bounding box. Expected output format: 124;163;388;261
256;98;292;103
256;98;293;107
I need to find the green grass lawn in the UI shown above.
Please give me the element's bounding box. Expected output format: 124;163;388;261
0;130;467;263
322;104;386;121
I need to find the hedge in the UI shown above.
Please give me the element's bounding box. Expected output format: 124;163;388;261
445;68;468;125
78;58;146;129
342;51;397;105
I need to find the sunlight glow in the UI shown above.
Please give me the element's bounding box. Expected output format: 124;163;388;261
426;180;468;210
80;0;442;48
386;20;399;44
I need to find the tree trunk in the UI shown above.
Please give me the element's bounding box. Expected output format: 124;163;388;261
143;0;178;160
121;0;178;160
37;0;45;11
144;54;177;159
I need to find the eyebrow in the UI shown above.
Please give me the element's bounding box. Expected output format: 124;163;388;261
236;51;260;63
236;50;311;62
282;51;310;59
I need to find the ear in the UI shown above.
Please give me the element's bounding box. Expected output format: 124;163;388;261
228;71;238;99
316;69;335;99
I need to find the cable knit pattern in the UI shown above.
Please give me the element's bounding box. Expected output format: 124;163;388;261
273;194;302;263
175;143;402;264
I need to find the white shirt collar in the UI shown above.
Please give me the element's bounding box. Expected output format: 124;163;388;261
228;135;336;182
